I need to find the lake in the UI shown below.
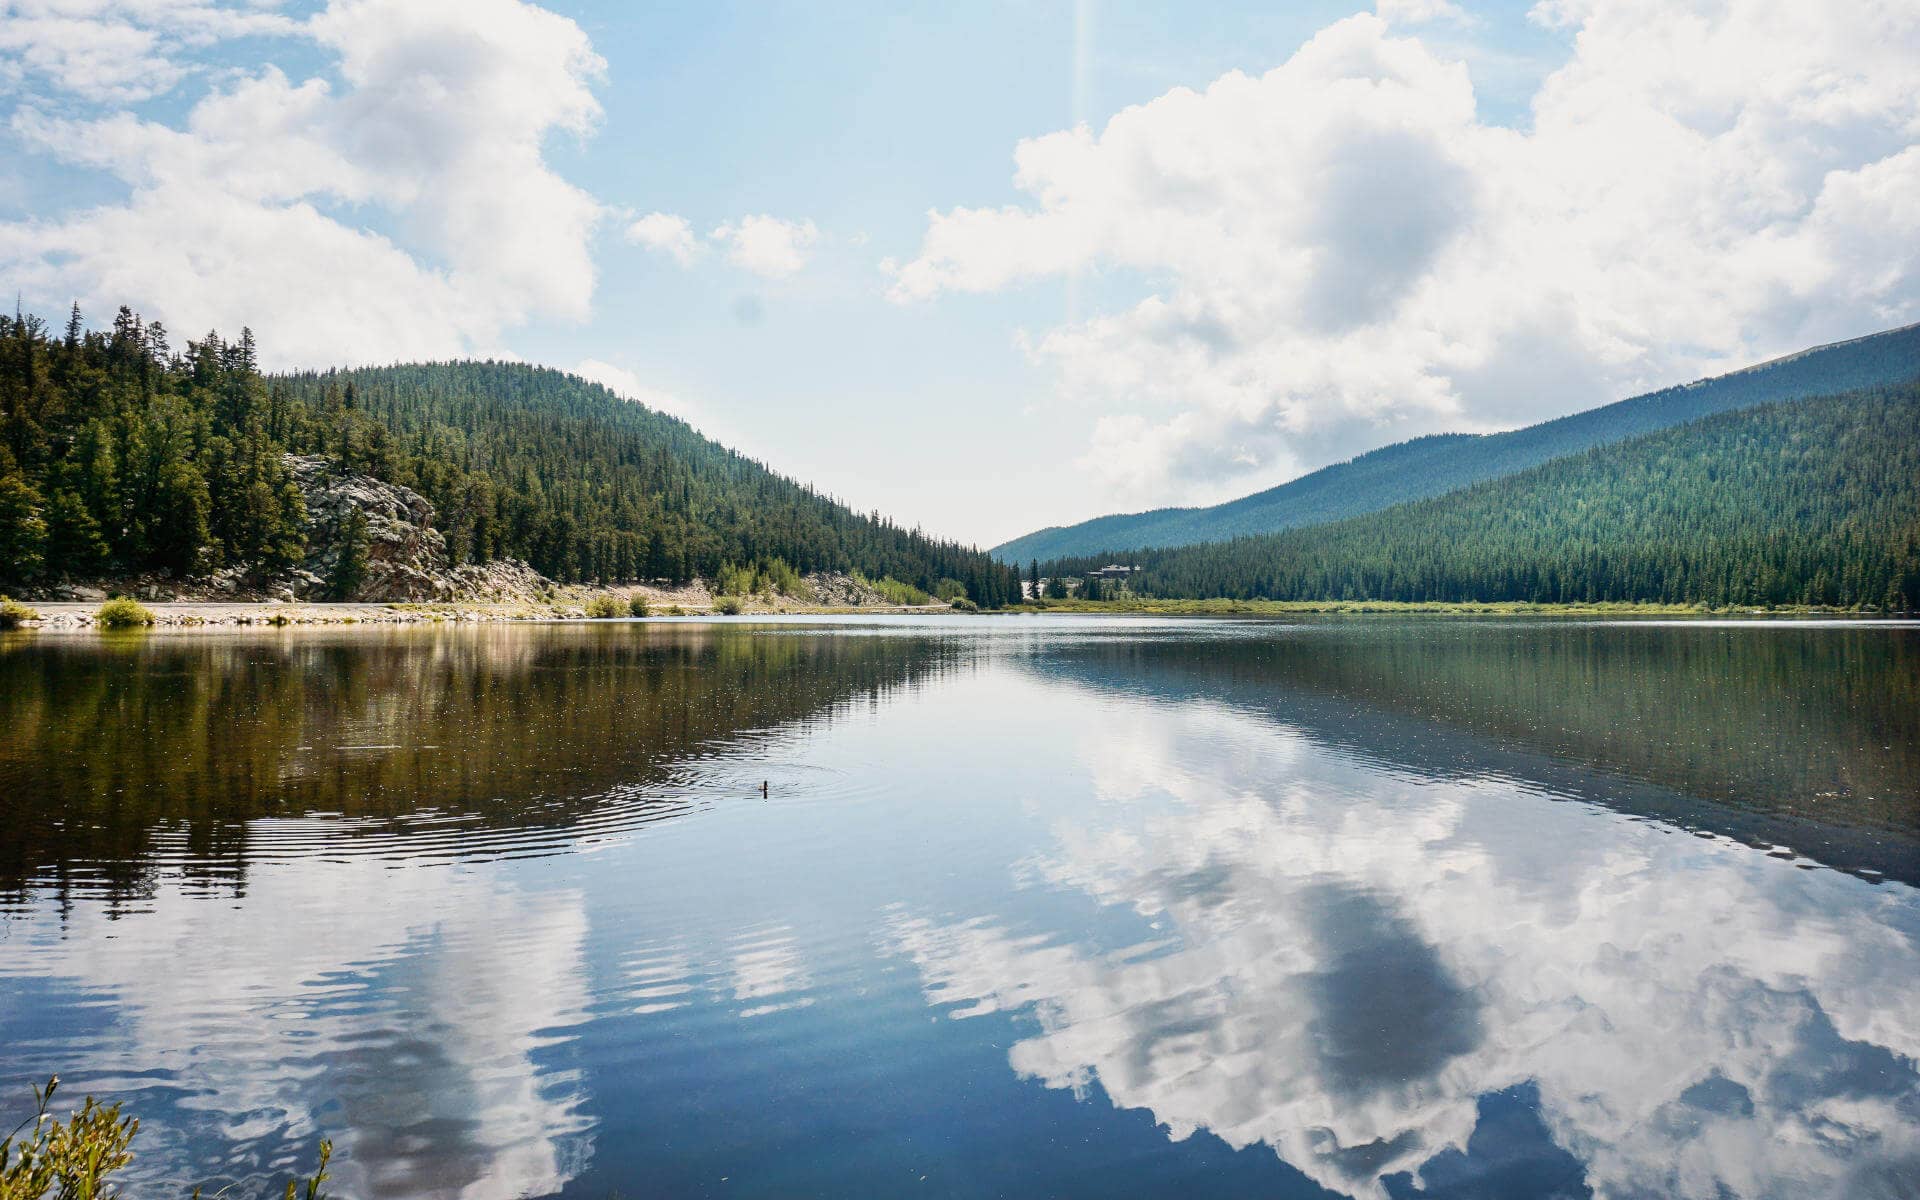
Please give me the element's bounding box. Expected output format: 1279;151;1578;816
2;615;1917;1199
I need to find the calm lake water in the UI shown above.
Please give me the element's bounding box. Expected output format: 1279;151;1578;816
2;615;1917;1199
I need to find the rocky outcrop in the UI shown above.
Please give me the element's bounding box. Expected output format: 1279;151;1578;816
286;455;455;601
284;456;569;603
444;558;552;602
21;458;915;610
804;573;893;606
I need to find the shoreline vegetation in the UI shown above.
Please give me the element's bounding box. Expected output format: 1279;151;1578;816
1010;598;1902;616
0;593;1902;631
3;593;958;630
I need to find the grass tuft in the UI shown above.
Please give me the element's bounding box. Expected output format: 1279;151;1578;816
0;597;40;629
94;598;156;628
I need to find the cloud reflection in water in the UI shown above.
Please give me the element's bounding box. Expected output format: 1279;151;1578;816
887;698;1920;1199
6;859;593;1200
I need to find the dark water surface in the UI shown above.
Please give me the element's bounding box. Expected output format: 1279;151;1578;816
2;616;1916;1199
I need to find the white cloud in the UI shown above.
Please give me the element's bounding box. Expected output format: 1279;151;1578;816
0;1;300;103
1375;0;1472;25
710;214;818;279
0;0;607;368
890;2;1920;506
625;211;702;266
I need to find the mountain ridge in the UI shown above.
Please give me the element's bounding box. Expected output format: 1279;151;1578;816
1038;382;1920;609
993;322;1920;563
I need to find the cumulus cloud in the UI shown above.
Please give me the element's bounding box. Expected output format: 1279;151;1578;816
711;214;819;279
889;2;1920;505
625;211;702;266
0;1;299;102
0;0;607;367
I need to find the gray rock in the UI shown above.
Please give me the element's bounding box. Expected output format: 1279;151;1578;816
285;455;456;601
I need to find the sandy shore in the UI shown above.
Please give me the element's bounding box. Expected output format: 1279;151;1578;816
12;599;954;630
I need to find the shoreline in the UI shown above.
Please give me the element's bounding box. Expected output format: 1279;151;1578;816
3;596;1905;630
5;598;957;630
1004;598;1903;617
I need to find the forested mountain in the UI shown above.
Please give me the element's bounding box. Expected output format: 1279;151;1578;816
0;305;1021;605
1039;384;1920;609
995;323;1920;562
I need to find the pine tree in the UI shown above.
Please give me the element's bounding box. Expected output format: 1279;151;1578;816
329;507;369;600
45;488;109;576
0;466;48;587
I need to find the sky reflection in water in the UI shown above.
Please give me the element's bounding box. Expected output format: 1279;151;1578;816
0;618;1915;1199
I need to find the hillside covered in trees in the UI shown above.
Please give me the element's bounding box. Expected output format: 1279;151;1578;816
0;306;1021;605
995;322;1920;563
1038;385;1920;610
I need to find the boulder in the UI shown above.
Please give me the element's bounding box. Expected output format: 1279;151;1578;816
284;454;561;602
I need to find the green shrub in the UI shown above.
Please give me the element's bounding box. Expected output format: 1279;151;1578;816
0;597;40;629
0;1075;334;1200
583;594;624;618
716;558;812;600
0;1075;137;1199
94;598;156;628
714;595;744;615
852;573;932;606
760;557;812;599
627;594;650;617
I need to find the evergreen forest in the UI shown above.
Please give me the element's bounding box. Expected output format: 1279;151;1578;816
995;321;1920;563
1037;385;1920;610
0;306;1022;605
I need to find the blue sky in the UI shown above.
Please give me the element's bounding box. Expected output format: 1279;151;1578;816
3;1;1916;546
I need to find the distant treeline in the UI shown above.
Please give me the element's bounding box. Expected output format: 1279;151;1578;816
1039;386;1920;610
0;306;1022;605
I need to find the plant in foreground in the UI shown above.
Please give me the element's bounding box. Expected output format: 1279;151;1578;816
0;1075;137;1200
1;1076;332;1200
93;599;155;629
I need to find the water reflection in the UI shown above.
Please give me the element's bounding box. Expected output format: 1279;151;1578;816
888;687;1920;1199
0;622;956;1197
6;861;593;1198
1;618;1915;1199
1029;621;1920;880
0;623;954;902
